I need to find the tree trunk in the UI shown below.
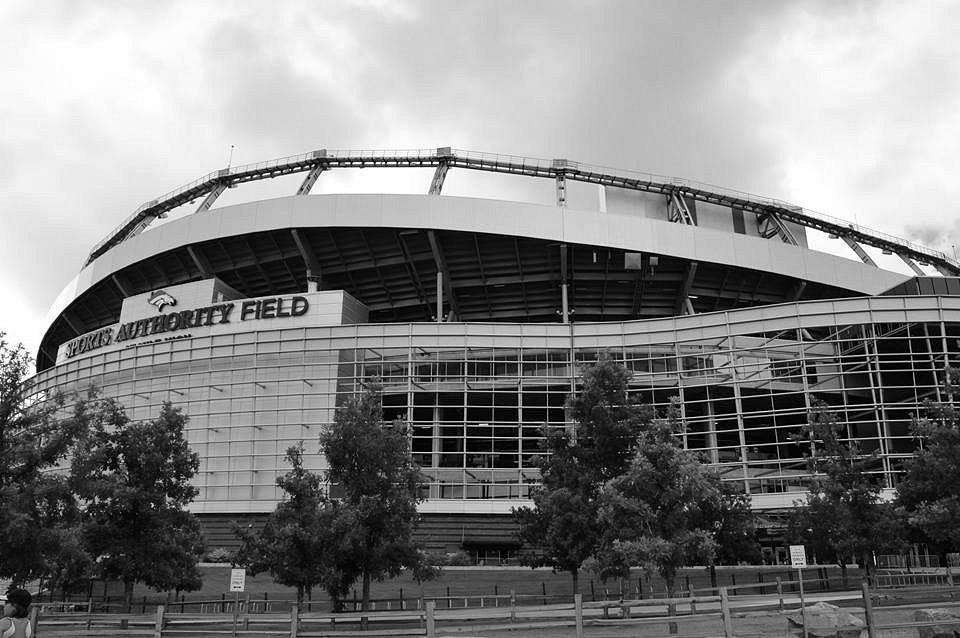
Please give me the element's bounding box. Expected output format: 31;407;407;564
665;573;678;635
361;570;371;630
709;564;718;595
572;568;579;596
124;579;134;613
297;585;304;605
840;562;848;589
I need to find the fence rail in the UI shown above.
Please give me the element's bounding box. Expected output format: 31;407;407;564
24;577;960;638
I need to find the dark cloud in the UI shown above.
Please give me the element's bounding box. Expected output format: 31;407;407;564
3;0;960;353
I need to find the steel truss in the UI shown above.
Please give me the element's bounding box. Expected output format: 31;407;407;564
85;148;959;275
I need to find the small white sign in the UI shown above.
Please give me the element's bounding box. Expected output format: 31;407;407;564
230;568;246;592
789;545;807;568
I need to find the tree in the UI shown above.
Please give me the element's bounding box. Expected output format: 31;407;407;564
594;401;736;599
787;402;904;585
234;444;355;606
513;430;600;595
515;353;653;593
320;383;430;621
711;483;761;566
0;332;85;586
897;369;960;553
71;398;204;607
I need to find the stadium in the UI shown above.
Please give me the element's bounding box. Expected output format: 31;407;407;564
31;147;960;566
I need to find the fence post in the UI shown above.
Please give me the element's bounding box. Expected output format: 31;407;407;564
425;601;436;638
154;605;165;638
948;565;955;587
232;591;240;638
776;577;784;612
509;589;517;624
28;606;39;638
87;597;94;630
689;588;697;615
861;580;876;638
289;604;298;638
574;593;583;638
720;587;733;638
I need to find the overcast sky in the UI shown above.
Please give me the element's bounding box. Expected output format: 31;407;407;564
3;0;960;358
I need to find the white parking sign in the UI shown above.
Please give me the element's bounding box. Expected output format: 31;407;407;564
230;568;246;592
789;545;807;568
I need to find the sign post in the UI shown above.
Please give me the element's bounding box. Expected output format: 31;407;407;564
230;569;246;638
790;545;808;638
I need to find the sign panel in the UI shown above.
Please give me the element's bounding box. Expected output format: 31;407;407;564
230;568;246;592
789;544;807;568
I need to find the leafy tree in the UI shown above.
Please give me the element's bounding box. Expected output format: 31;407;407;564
711;483;761;566
43;525;95;599
787;402;904;585
897;369;960;553
234;443;355;606
567;354;652;480
0;333;85;586
513;435;599;594
71;398;204;607
320;383;430;621
594;401;753;601
515;353;653;593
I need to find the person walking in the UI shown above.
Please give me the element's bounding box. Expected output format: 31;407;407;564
0;589;32;638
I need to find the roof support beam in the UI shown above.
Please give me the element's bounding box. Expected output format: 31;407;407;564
675;261;698;315
789;279;807;302
187;245;214;277
61;312;83;336
897;253;926;276
429;162;449;195
553;159;570;207
111;274;131;298
668;192;696;225
559;243;569;323
38;345;56;365
290;229;322;290
394;232;433;321
758;212;799;245
426;230;459;321
842;235;878;267
196;181;228;212
296;166;326;195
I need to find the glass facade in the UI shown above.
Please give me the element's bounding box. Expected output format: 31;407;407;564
29;295;960;514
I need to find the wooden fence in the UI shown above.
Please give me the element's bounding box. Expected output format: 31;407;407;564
23;577;960;638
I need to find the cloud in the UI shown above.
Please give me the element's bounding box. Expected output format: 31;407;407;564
3;0;960;354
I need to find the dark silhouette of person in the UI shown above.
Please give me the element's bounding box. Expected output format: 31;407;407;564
0;589;32;638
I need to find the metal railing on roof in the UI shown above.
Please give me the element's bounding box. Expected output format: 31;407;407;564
83;147;959;275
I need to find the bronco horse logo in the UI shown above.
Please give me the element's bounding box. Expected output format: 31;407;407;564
148;290;177;312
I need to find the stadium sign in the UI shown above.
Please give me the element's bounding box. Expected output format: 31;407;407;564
64;295;310;359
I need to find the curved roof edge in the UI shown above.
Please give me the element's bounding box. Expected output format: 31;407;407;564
47;194;911;334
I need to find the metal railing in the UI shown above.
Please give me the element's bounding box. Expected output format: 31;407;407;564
83;147;960;274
